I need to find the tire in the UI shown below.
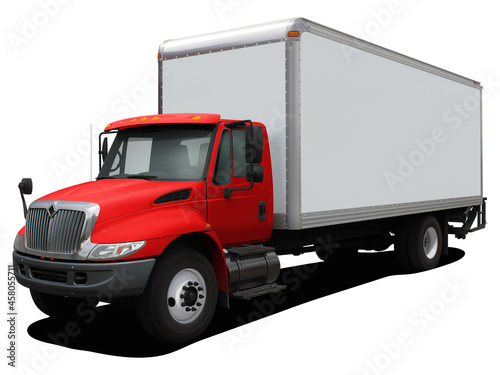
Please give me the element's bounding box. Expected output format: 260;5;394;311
136;247;217;343
408;215;443;270
31;290;97;319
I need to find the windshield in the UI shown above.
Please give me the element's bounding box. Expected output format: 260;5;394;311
97;124;215;181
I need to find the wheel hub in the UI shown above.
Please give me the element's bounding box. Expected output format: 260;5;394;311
183;286;198;306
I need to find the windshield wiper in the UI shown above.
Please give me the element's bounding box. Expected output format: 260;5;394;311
96;176;116;180
126;174;158;180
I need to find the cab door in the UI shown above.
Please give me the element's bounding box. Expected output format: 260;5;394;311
206;126;268;246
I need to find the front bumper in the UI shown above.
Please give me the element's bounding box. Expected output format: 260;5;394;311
13;251;155;300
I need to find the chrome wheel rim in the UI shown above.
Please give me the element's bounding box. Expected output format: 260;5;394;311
423;227;438;259
167;268;206;324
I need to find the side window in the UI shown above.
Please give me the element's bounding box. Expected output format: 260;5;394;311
232;129;248;177
108;141;123;176
213;130;231;185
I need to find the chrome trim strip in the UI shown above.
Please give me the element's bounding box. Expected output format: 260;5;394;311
158;54;163;114
301;196;483;229
158;19;296;60
159;17;480;88
285;38;302;230
480;90;483;197
303;19;481;89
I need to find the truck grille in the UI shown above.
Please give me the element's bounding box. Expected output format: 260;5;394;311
25;208;86;254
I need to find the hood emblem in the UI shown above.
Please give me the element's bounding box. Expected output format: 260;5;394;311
48;204;57;218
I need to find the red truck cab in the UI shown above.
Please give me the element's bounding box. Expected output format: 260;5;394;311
14;113;281;343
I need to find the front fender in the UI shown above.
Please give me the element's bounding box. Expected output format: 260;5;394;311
90;205;228;291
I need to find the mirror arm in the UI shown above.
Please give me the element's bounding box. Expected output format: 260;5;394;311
18;179;32;219
224;152;256;198
98;131;114;171
98;132;104;171
19;188;28;219
224;178;254;199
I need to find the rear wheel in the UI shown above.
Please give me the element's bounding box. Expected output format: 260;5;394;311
136;248;217;343
408;215;442;270
31;290;97;319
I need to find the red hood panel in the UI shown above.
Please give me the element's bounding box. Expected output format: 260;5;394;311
39;180;203;222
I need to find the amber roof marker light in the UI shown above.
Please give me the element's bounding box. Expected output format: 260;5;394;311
288;31;300;37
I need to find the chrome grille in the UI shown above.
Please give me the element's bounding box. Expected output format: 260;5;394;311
25;208;86;254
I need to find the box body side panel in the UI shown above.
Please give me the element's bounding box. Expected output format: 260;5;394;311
300;32;481;222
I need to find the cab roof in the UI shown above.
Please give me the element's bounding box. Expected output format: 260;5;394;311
104;113;221;131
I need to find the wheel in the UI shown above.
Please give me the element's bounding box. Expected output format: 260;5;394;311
31;290;97;319
408;215;443;270
136;248;217;343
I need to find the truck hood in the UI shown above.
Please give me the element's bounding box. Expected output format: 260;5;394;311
38;179;202;222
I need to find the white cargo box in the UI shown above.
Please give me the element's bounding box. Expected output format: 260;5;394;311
158;18;483;230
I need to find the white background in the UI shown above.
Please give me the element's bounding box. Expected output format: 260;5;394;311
1;0;498;374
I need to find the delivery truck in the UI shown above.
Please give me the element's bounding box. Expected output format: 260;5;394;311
13;18;486;343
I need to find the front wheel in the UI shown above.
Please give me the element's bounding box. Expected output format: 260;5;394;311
136;248;217;343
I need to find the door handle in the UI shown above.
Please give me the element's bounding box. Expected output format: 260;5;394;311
259;201;266;221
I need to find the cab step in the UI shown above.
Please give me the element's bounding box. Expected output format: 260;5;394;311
226;244;276;256
230;283;287;300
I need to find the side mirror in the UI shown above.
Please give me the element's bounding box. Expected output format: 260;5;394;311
224;121;265;199
245;126;263;164
19;178;33;195
101;137;109;163
18;178;33;219
246;165;264;183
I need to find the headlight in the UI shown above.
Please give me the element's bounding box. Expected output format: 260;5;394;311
13;233;24;251
88;241;146;260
